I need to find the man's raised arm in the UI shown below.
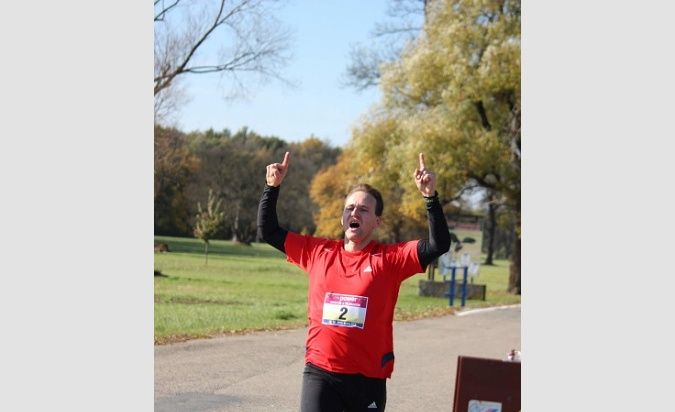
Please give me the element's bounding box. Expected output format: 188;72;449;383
257;152;291;253
414;153;451;269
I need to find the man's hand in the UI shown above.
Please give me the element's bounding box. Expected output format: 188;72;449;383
414;153;436;197
266;152;290;187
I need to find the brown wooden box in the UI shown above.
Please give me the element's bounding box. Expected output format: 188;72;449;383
452;356;521;412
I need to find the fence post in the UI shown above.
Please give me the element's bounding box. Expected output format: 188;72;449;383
448;266;457;306
461;266;468;307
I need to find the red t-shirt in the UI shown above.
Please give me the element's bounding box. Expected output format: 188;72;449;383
284;231;423;379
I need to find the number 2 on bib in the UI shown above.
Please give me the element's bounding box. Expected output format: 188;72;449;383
321;292;368;329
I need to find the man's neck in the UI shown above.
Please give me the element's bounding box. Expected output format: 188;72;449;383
343;237;373;252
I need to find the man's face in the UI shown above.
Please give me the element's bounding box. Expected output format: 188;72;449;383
342;191;380;245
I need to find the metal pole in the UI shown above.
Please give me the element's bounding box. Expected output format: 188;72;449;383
448;266;457;306
461;266;468;307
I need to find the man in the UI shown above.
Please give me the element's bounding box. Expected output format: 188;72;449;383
257;152;450;411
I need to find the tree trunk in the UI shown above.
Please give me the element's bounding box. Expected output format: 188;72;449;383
231;203;240;243
485;195;497;265
204;241;209;265
508;233;520;294
427;260;436;281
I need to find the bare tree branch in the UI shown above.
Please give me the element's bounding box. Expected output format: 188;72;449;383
372;21;422;38
386;0;427;19
441;183;483;205
154;0;291;97
155;0;181;22
154;76;190;125
342;46;383;91
474;100;492;131
467;172;500;191
342;0;425;91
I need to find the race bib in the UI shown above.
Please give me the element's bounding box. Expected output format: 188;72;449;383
322;292;368;329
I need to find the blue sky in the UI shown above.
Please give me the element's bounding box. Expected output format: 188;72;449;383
175;0;418;148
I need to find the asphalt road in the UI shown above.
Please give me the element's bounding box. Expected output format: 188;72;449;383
155;305;520;412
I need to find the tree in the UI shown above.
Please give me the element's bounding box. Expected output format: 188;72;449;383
343;0;426;91
378;0;521;293
309;115;427;243
316;0;521;293
184;127;340;243
154;0;292;120
154;125;199;236
481;204;516;259
194;189;225;264
484;191;498;265
277;137;341;235
186;127;287;244
309;147;360;240
154;75;190;125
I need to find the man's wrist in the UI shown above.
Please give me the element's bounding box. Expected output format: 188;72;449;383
423;191;439;206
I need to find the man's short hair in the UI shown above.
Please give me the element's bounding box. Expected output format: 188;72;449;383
346;184;384;217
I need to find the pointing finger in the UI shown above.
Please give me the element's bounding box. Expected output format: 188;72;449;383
418;153;426;170
281;151;290;168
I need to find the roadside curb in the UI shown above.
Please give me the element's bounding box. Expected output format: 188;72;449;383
454;304;521;317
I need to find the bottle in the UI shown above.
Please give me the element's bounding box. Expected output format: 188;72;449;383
506;349;521;362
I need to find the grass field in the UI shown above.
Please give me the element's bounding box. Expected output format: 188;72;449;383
154;233;520;344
